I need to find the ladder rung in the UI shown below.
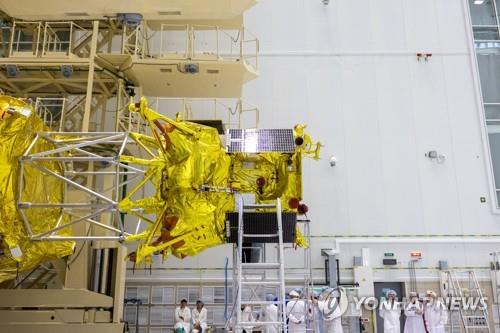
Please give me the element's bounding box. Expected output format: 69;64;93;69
239;321;283;326
241;281;282;286
241;301;283;305
241;263;281;269
243;204;276;209
243;234;279;238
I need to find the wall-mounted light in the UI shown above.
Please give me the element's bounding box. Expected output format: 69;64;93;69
474;0;485;5
425;150;446;163
329;156;337;167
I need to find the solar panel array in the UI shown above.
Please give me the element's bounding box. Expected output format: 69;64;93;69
226;128;296;153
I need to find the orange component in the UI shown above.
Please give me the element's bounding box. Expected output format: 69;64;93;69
128;252;137;262
256;177;266;188
297;203;309;215
0;108;12;119
153;120;172;151
163;123;175;133
162;215;179;230
172;240;185;249
288;198;300;209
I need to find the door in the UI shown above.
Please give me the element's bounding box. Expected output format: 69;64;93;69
374;282;405;333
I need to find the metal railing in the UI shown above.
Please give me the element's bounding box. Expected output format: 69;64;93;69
42;22;91;57
9;21;42;57
0;26;11;58
143;24;259;71
35;97;67;131
158;24;189;59
122;25;144;56
149;97;259;129
9;20;91;58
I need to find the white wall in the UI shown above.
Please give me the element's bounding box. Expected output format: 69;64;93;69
127;0;500;283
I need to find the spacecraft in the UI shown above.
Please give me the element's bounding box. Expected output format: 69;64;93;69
0;93;320;281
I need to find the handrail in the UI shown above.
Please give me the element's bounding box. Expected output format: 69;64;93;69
142;24;259;70
148;97;259;129
10;20;92;58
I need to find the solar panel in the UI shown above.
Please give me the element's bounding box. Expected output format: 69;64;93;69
226;128;296;153
225;212;297;243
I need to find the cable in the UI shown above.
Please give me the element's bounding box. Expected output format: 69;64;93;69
224;285;239;330
66;227;91;269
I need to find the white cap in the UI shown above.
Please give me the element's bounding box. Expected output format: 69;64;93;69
289;290;300;298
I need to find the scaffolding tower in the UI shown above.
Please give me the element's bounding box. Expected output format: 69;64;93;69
446;270;491;333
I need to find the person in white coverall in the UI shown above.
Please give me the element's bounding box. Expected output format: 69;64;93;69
175;299;192;333
191;300;207;333
423;290;448;333
318;288;343;333
287;290;307;333
310;291;324;333
241;304;255;333
379;290;401;333
404;292;425;333
259;294;279;333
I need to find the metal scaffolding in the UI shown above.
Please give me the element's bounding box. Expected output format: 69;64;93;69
17;131;148;241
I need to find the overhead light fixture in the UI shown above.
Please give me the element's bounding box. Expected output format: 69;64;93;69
65;12;89;17
5;64;18;78
158;11;182;16
474;0;485;4
117;13;143;27
61;65;73;78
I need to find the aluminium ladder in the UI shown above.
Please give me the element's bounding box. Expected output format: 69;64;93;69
447;270;491;333
233;197;288;333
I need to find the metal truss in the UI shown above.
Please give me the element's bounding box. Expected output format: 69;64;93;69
17;132;147;241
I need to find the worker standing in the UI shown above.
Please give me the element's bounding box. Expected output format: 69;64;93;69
310;291;324;333
241;304;255;333
423;290;448;333
404;292;425;333
379;290;401;333
319;288;343;333
260;294;279;333
287;290;307;333
175;299;192;333
192;300;207;333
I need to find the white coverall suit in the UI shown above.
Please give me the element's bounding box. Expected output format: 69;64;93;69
287;299;307;333
319;298;343;333
424;303;448;333
175;306;192;333
192;307;207;333
261;303;279;333
379;301;401;333
241;305;255;333
404;301;425;333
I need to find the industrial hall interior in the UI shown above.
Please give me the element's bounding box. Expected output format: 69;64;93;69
3;1;500;333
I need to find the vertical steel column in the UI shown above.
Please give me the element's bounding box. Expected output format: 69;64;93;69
276;198;287;333
81;20;99;132
236;196;244;333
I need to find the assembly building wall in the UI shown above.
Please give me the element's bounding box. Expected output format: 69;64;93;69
126;0;500;284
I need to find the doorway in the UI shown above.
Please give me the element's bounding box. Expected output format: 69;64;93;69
374;282;405;333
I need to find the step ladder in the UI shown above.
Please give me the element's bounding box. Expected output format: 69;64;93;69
232;197;288;333
447;270;491;333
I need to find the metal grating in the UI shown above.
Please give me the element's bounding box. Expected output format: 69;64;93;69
227;128;296;153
